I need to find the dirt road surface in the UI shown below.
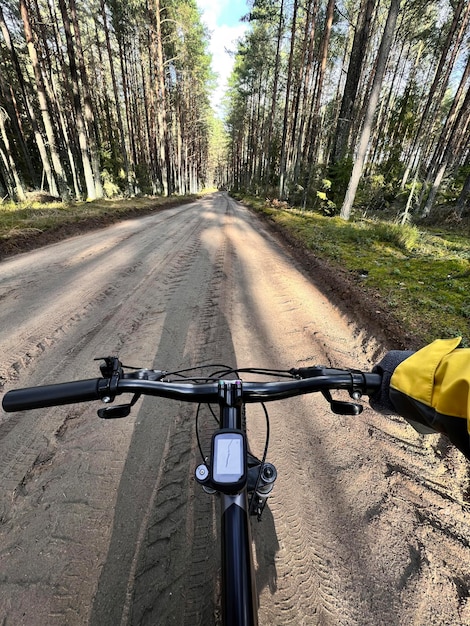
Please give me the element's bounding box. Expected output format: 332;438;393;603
1;193;469;625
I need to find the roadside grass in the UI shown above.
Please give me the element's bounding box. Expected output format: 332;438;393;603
2;192;468;346
0;195;198;238
236;195;470;346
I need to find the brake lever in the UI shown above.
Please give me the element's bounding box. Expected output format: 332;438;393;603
321;390;363;416
98;393;141;419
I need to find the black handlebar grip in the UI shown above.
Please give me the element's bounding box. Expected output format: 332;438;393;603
2;379;102;412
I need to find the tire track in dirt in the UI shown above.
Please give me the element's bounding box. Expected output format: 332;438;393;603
0;206;204;492
0;202;213;623
361;408;470;625
121;193;242;625
221;195;378;624
90;198;235;625
178;194;250;626
0;204;199;390
218;195;470;625
2;193;470;625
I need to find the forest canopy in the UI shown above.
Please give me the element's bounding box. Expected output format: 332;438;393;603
225;0;470;221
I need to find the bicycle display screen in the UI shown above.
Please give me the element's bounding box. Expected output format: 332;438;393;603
211;431;247;492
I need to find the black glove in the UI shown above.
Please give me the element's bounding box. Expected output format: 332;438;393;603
369;339;470;460
369;350;414;414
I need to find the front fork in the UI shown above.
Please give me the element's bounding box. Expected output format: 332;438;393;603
194;381;276;625
246;455;277;520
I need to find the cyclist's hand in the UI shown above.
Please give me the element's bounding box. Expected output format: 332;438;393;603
370;337;470;460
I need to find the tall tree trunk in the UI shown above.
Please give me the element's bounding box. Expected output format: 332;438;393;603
99;0;132;194
39;0;81;199
419;50;470;209
401;0;469;188
302;0;334;207
279;0;298;199
0;3;56;195
150;0;171;195
421;81;470;217
68;0;103;198
0;107;26;200
340;0;400;220
264;0;284;189
291;0;317;187
19;0;69;199
57;0;96;200
0;68;36;187
310;0;334;145
331;0;376;165
93;14;116;171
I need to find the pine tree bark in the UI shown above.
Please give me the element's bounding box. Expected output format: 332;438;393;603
302;0;334;206
150;0;172;195
340;0;400;220
279;0;298;199
57;0;96;200
421;81;470;217
99;0;132;195
68;0;103;198
37;0;81;199
401;0;469;189
265;0;284;189
0;68;36;187
0;107;26;200
0;3;56;195
19;0;70;199
331;0;376;165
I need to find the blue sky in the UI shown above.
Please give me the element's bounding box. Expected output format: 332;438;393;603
196;0;249;114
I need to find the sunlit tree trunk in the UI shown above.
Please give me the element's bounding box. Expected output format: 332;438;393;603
0;107;26;200
69;0;103;198
279;0;298;199
264;0;284;189
291;0;317;187
40;0;81;200
340;0;400;220
150;0;171;195
331;0;376;165
19;0;69;199
0;3;56;195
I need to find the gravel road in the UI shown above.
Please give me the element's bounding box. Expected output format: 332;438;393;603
0;192;469;625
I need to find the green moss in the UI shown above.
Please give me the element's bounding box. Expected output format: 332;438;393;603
241;196;469;346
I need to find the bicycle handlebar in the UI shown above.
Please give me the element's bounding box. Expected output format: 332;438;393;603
2;367;382;413
2;379;104;412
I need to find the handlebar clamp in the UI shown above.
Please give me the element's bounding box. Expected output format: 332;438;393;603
96;356;123;403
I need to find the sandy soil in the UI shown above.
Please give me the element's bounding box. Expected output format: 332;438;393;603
0;193;469;625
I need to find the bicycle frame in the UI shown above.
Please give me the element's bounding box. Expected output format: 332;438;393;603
2;362;382;626
218;380;258;626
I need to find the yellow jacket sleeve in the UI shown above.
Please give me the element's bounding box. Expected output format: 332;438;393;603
389;337;470;458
